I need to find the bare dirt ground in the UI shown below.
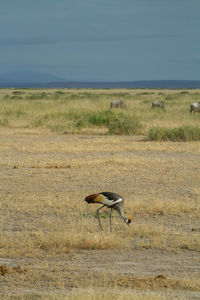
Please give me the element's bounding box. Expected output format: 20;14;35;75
0;129;200;299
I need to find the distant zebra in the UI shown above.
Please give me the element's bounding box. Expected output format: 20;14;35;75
110;99;127;109
152;101;165;109
190;102;200;114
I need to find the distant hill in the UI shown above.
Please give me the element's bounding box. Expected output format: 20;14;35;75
47;80;200;89
0;72;200;89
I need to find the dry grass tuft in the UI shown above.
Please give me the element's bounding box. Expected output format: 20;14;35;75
127;197;200;216
0;265;28;276
59;289;168;300
0;225;121;257
0;289;169;300
37;230;121;252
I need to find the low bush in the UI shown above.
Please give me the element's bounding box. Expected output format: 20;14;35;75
12;91;24;95
137;92;154;96
88;110;116;126
108;113;142;135
179;91;189;95
59;110;142;135
55;91;65;95
148;126;200;141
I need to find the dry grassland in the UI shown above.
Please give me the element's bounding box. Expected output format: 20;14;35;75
0;89;200;299
1;88;200;134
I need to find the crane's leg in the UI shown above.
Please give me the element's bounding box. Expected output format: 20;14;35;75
109;208;112;232
96;205;104;230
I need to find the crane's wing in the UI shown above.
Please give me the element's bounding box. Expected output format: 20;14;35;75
100;192;123;206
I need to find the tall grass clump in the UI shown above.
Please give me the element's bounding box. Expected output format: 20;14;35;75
30;114;51;127
88;110;117;126
107;113;142;135
0;118;9;127
66;110;113;126
148;126;200;141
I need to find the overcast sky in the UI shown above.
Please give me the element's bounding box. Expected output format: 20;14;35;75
1;0;200;81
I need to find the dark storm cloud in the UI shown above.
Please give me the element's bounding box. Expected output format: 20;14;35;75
0;33;177;47
0;0;200;81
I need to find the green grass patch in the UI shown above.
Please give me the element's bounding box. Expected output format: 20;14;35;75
137;92;154;96
107;113;142;135
87;110;117;126
165;94;180;101
179;91;189;95
28;109;143;135
27;92;49;100
148;125;200;141
12;90;24;95
191;93;200;100
55;90;65;95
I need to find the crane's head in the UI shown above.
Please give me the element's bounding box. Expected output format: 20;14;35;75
124;216;132;226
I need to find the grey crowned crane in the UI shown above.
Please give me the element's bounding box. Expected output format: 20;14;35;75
85;192;132;232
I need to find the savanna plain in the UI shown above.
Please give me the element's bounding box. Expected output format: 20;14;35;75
0;88;200;299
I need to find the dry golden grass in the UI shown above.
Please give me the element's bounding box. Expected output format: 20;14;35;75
0;89;200;299
1;88;200;135
0;289;179;300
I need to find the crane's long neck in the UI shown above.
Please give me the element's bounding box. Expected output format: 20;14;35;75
118;208;127;222
118;207;131;225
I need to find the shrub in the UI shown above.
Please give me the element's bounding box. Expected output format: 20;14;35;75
148;126;200;141
137;92;154;96
88;110;116;126
64;110;142;135
107;113;142;135
55;91;65;95
12;91;24;95
179;91;189;95
66;110;117;127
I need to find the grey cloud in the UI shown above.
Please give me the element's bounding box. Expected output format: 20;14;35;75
0;33;176;47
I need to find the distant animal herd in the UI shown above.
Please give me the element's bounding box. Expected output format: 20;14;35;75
110;99;200;114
